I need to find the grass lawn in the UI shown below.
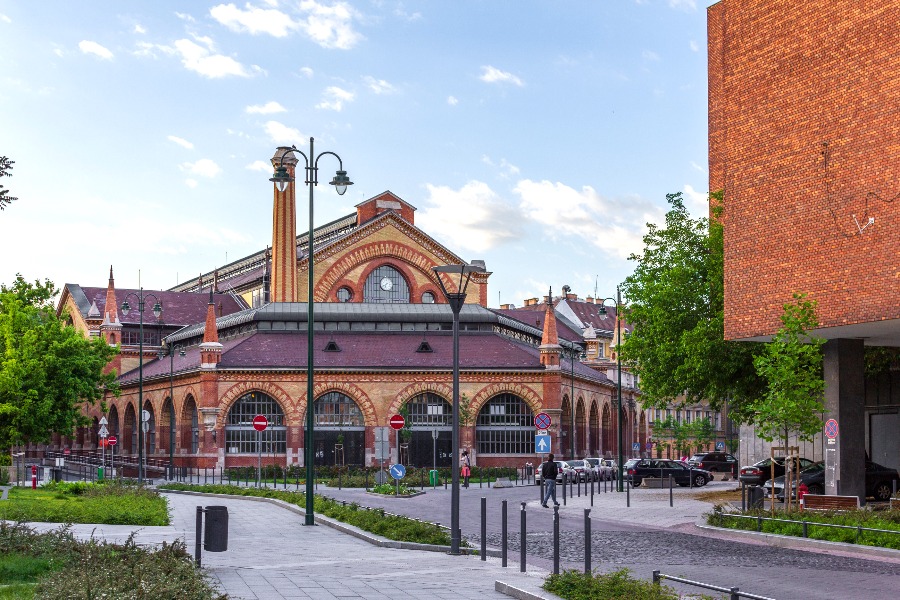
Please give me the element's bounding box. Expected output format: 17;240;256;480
0;481;169;526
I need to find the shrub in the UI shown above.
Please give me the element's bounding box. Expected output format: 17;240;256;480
543;569;687;600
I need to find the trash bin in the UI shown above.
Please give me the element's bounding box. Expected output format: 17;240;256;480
748;485;765;509
204;506;228;552
97;466;104;481
525;463;534;478
429;469;439;486
52;468;62;482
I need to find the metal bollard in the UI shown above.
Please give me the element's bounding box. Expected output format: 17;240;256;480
591;473;594;506
481;497;487;561
578;475;581;497
339;469;342;490
520;502;527;572
626;477;630;507
689;467;693;489
741;482;746;512
584;508;592;573
539;479;544;502
501;500;508;568
562;477;567;505
553;504;560;574
669;474;673;507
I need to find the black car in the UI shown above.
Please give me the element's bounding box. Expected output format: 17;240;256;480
687;452;738;476
738;456;815;486
624;458;712;487
766;460;900;502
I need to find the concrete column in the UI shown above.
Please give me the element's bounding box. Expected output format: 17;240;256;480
823;338;865;502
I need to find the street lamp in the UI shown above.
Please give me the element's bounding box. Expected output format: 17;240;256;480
158;343;185;479
432;260;486;555
120;290;162;483
597;286;624;491
568;346;587;459
269;138;352;526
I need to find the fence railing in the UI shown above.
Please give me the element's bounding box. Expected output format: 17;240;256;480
653;571;775;600
713;511;900;543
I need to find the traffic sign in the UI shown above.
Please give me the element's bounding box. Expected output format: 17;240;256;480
534;412;552;430
99;438;109;447
142;410;150;423
98;425;109;438
99;417;108;426
535;434;551;453
389;464;406;479
632;442;640;452
142;422;149;433
389;414;405;430
715;441;725;451
108;435;118;446
252;414;269;432
824;419;839;439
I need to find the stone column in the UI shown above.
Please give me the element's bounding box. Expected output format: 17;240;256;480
823;338;865;501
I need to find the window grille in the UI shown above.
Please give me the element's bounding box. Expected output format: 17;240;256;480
337;287;352;302
314;392;364;428
225;392;286;453
421;291;435;304
476;393;534;454
404;393;452;427
363;265;410;303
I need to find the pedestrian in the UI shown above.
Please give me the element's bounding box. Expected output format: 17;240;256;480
540;453;560;508
461;450;471;488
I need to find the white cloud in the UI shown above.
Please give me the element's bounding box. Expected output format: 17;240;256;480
185;178;199;188
1;13;12;23
299;66;314;78
481;155;520;179
79;40;114;60
297;0;363;49
394;4;422;21
210;3;298;37
246;160;271;172
642;49;660;61
264;120;302;144
180;158;222;178
668;0;697;10
479;65;524;87
363;76;395;95
167;135;194;149
316;86;354;111
134;24;147;34
447;96;458;106
175;12;196;22
689;40;699;52
690;161;704;172
417;181;525;253
173;38;254;78
682;184;710;218
246;101;287;114
515;179;663;260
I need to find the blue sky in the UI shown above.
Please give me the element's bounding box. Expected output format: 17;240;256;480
0;1;713;307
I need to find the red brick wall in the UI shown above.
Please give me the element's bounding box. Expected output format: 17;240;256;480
708;0;900;340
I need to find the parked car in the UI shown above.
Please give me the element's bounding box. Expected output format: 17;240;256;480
534;460;575;485
566;460;591;482
602;459;619;480
624;458;713;487
738;456;816;487
765;460;900;502
584;457;614;481
687;452;738;476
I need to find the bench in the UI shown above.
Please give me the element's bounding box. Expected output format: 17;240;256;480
802;494;860;511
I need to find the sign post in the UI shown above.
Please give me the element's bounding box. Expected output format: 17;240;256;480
389;463;406;496
108;435;117;478
98;417;108;476
253;415;269;486
534;412;552;458
825;418;839;495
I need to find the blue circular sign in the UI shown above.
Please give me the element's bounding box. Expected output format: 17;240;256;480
389;464;406;480
534;412;552;430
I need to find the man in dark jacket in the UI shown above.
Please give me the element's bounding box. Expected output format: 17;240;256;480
541;453;560;508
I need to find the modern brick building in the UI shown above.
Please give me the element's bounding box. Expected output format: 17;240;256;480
709;0;900;496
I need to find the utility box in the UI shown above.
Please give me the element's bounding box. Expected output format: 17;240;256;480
204;506;229;552
429;469;439;486
748;486;765;510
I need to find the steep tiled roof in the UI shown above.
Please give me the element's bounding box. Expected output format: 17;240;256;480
72;287;247;327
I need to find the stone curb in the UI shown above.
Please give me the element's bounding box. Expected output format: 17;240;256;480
495;580;560;600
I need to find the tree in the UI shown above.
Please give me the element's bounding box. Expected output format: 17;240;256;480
0;275;119;451
618;192;766;419
0;157;17;210
748;292;825;510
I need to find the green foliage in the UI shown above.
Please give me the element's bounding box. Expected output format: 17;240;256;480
159;483;454;546
749;292;825;446
0;481;169;526
652;416;716;455
370;482;416;495
543;568;686;600
0;275;120;449
709;508;900;550
619;192;765;418
0;156;16;211
864;346;899;377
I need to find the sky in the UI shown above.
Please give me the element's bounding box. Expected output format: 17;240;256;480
0;0;715;308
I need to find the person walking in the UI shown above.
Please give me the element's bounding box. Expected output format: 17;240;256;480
541;453;560;508
461;450;471;488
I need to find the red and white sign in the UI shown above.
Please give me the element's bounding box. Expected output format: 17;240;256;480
534;412;552;430
252;414;269;432
99;438;109;447
389;414;405;430
108;435;118;446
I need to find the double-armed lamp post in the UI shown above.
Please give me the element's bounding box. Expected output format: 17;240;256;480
432;261;485;555
269;138;352;526
598;287;624;491
158;343;185;478
120;290;162;483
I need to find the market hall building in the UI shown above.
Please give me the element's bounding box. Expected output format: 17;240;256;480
52;147;643;473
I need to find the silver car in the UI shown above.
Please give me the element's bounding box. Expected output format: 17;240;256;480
534;460;575;484
584;457;614;481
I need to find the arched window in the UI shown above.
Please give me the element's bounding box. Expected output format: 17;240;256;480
403;393;453;467
363;265;410;303
225;392;286;454
336;287;353;302
143;401;156;455
182;395;199;454
421;291;435;304
476;393;534;455
314;392;365;465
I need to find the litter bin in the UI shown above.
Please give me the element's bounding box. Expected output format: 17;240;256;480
52;468;62;482
204;506;228;552
97;466;104;481
748;485;765;509
429;469;439;486
525;463;534;479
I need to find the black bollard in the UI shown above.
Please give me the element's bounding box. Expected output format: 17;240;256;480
195;506;203;567
481;497;487;561
339;469;342;490
669;474;674;507
690;467;694;489
742;482;746;511
520;502;527;573
562;477;567;505
584;508;592;573
591;473;594;506
553;504;560;575
501;500;508;568
626;476;630;507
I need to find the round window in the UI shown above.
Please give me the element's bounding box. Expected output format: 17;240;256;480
421;291;435;304
336;287;352;302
